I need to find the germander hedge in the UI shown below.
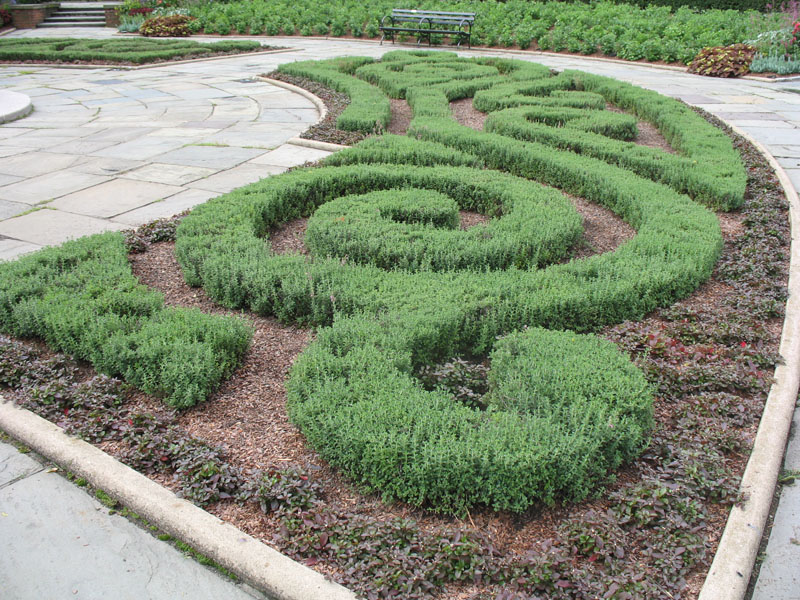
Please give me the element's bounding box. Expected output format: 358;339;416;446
277;57;391;133
171;53;739;512
304;183;582;272
0;234;251;408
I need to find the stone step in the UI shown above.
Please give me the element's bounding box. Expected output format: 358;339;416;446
46;15;106;22
38;21;106;27
53;9;106;14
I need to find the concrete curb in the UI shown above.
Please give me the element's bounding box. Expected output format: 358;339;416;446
258;76;327;125
697;126;800;600
0;398;357;600
287;136;349;152
0;90;32;124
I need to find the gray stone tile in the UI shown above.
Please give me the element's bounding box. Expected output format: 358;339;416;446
89;137;187;161
255;108;320;123
249;144;332;168
0;238;41;262
0;442;42;486
715;111;786;121
0;146;29;159
0;209;127;246
752;480;800;600
71;157;145;177
121;163;217;186
0;456;263;600
155;145;264;169
195;127;299;149
0;152;82;178
186;163;285;194
739;127;800;145
0;173;23;187
0;199;29;219
785;169;800;195
0;171;110;205
50;179;183;219
770;145;800;157
112;188;219;226
47;139;120;155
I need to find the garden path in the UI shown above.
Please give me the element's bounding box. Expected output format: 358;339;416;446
0;27;799;599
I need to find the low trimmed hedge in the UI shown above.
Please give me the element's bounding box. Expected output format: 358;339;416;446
172;52;736;512
0;38;263;64
0;234;251;408
304;181;582;271
277;57;391;133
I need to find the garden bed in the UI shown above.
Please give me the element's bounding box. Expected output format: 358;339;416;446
0;53;790;599
0;37;281;66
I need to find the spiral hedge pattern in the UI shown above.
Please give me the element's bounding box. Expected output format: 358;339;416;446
174;51;741;513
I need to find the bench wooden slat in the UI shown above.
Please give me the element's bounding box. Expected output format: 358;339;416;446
381;8;475;49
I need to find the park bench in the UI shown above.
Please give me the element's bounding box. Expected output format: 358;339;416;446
380;9;476;49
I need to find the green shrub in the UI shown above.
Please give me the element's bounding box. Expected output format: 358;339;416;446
304;182;582;272
277;58;391;133
0;234;251;408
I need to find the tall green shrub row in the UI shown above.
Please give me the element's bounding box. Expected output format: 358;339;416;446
185;0;772;65
0;234;251;408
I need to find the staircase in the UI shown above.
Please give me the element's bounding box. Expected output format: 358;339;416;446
39;2;106;28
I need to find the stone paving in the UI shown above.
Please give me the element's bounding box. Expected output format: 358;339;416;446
0;439;267;600
1;27;800;598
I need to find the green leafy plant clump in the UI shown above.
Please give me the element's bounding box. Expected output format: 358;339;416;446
182;0;776;66
0;233;251;408
688;43;756;77
0;37;264;65
139;14;196;37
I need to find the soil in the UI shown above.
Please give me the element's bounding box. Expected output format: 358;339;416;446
387;98;413;135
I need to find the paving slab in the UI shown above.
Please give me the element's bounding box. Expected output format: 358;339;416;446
0;442;264;600
71;157;146;177
50;179;183;219
186;163;285;194
112;188;219;226
89;136;188;161
0;174;23;188
0;145;30;158
155;145;265;170
0;209;127;246
0;199;29;220
0;171;110;205
122;163;217;186
751;408;800;600
0;443;43;487
0;238;42;262
0;151;83;178
250;144;333;168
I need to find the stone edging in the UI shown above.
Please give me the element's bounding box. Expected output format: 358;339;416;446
0;399;357;600
697;126;800;600
257;76;327;125
0;90;33;123
286;137;349;152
